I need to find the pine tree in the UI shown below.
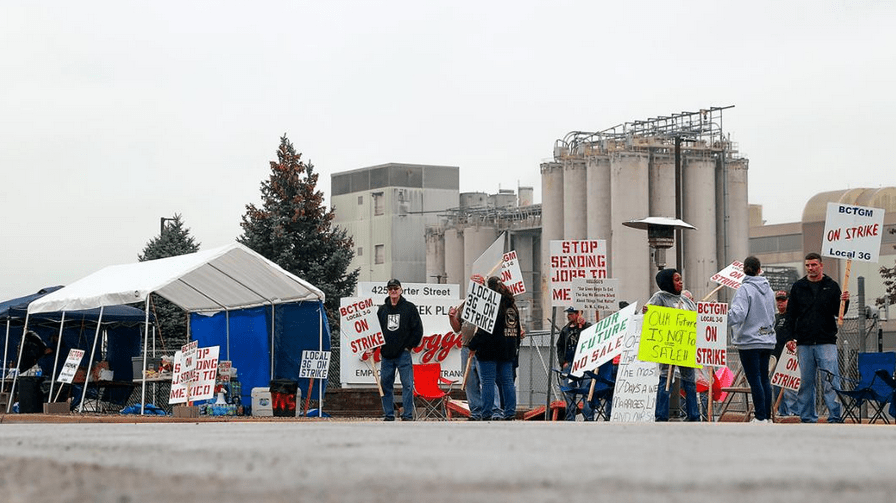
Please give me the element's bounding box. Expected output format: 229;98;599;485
239;134;359;337
138;214;201;350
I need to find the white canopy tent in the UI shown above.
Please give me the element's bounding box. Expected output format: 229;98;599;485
14;242;326;414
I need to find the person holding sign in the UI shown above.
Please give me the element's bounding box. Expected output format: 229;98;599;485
772;290;798;416
644;268;701;422
557;307;595;421
376;279;424;421
468;277;521;420
727;256;777;423
784;253;848;424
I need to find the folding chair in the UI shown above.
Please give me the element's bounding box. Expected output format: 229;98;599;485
589;362;616;421
822;352;896;424
552;367;592;421
412;363;456;420
873;369;896;420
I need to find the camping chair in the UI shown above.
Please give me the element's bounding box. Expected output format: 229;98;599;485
821;352;896;424
589;362;616;421
412;363;456;420
552;367;591;420
873;369;896;421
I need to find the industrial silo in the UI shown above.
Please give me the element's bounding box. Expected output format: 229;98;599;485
518;186;534;207
563;158;587;239
610;151;652;305
682;153;719;299
720;158;749;292
540;161;564;326
648;151;680;269
586;155;612;241
444;227;465;287
425;228;446;284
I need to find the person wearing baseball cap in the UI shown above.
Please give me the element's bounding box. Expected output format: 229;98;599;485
376;278;423;421
773;289;797;416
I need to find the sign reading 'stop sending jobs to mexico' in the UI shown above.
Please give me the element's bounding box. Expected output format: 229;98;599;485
822;202;885;263
550;240;607;306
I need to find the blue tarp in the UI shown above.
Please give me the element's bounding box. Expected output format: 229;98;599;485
190;301;330;406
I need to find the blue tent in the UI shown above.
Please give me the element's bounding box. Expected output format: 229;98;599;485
190;301;331;407
1;287;149;405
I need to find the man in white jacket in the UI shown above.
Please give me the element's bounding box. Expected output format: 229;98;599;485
728;256;777;423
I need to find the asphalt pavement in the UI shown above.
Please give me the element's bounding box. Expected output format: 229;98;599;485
1;418;894;502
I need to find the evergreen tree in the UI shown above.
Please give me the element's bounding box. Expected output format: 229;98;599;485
138;214;201;350
239;134;359;338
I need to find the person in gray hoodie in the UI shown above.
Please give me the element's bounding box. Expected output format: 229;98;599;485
727;256;777;422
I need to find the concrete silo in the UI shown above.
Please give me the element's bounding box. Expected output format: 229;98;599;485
425;228;446;284
586;155;612;241
648;151;680;269
540;161;564;319
444;227;465;287
719;157;750;298
682;153;719;299
563;158;588;239
610;151;652;305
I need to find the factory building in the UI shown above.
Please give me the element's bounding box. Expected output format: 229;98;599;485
330;163;459;283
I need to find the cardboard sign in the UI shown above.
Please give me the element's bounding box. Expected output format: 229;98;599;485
461;280;500;333
472;232;506;278
169;346;220;404
822;202;885;262
299;350;331;379
57;349;84;384
610;315;658;422
771;345;801;391
570;302;638;377
550;240;608;306
710;260;745;290
340;297;385;356
696;302;728;367
500;250;526;296
638;305;699;368
571;278;619;312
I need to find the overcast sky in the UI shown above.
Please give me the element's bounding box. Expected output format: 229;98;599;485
1;1;893;301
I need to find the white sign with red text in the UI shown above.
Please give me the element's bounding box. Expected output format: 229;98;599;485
710;261;745;291
57;349;84;384
550;240;608;306
822;203;885;263
696;302;728;367
339;295;462;388
169;345;220;404
500;250;526;296
771;345;801;391
340;297;385;356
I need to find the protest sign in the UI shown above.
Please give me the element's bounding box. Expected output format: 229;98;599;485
299;350;331;379
339;295;462;387
638;305;699;368
340;297;385;356
57;349;84;384
571;277;618;312
610;315;658;422
500;250;526;296
696;302;728;367
709;260;745;291
472;232;507;278
771;345;801;391
169;345;220;404
549;240;608;306
461;280;500;333
570;302;638;377
822;202;885;263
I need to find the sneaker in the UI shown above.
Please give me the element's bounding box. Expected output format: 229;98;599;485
401;416;414;421
383;416;395;422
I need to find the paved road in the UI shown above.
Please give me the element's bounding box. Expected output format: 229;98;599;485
1;420;895;502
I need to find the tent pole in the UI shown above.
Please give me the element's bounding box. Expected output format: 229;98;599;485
318;302;324;412
270;304;275;381
226;310;230;361
78;306;104;414
48;312;66;403
2;319;9;392
7;313;31;413
141;298;150;415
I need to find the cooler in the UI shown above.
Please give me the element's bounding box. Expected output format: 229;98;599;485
251;387;273;417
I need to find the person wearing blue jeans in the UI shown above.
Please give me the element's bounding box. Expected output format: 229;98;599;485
645;268;701;422
451;300;501;421
477;359;516;420
728;256;777;422
376;279;424;421
784;253;848;424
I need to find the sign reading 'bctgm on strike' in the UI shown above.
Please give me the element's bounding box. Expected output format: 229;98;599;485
822;202;885;262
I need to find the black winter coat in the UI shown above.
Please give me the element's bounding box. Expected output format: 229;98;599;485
377;296;424;359
784;274;845;346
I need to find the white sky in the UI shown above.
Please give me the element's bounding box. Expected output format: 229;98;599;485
2;1;894;301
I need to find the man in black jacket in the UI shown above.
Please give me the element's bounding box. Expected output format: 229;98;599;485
376;279;423;421
784;253;849;423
